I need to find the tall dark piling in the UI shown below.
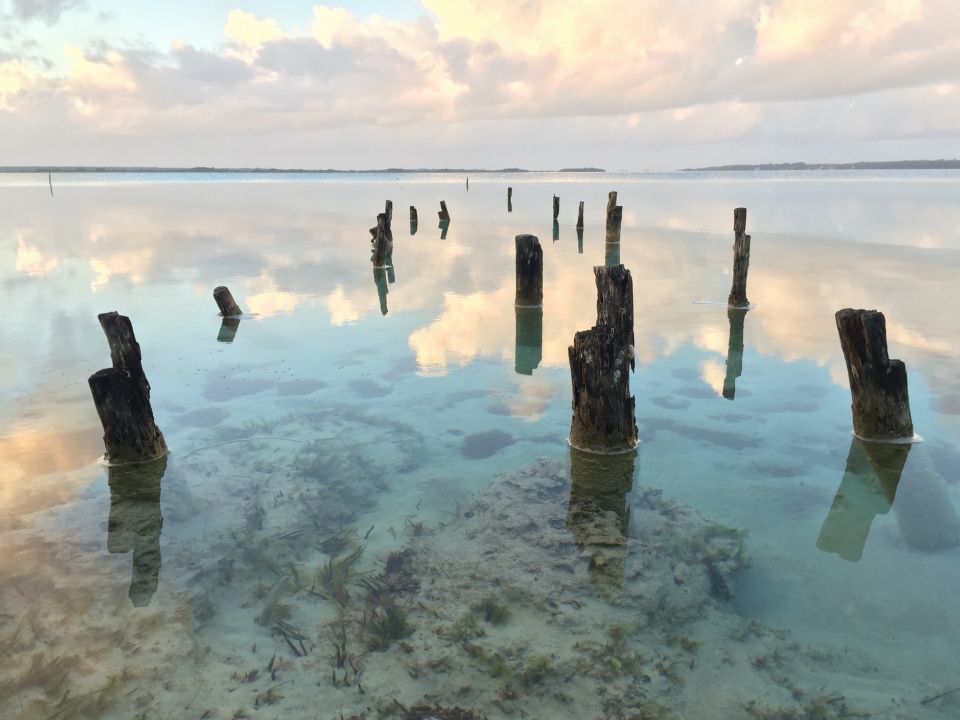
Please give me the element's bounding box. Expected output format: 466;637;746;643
438;201;450;223
605;206;623;243
595;264;634;362
385;199;393;225
568;324;638;453
507;186;513;212
515;234;543;308
371;212;392;268
409;205;418;235
605;191;618;227
88;312;167;464
515;306;543;375
577;227;584;254
567;447;635;589
553;220;560;242
553;195;560;221
835;309;913;441
722;308;748;399
728;207;750;307
576;201;584;230
217;317;240;343
108;456;166;606
213;286;242;317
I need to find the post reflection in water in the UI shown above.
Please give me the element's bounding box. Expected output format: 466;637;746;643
604;241;620;267
217;317;240;343
566;447;636;589
722;308;748;399
107;455;166;607
374;267;389;316
514;306;543;375
817;438;960;561
577;227;584;254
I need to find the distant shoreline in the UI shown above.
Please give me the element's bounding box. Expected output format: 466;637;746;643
682;160;960;171
0;166;606;174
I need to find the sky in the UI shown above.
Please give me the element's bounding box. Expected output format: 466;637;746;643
0;0;958;169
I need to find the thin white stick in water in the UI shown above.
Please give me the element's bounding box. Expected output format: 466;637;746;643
48;171;53;197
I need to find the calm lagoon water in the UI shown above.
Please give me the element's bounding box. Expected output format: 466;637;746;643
1;171;959;719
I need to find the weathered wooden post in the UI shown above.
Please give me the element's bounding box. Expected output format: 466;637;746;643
409;205;418;235
108;457;166;606
577;227;584;254
835;309;913;441
568;265;637;453
552;220;560;242
385;199;393;225
88;312;168;464
552;195;559;220
514;306;543;376
217;317;240;343
605;191;618;228
507;187;513;212
213;286;242;317
568;324;637;453
722;307;747;399
728;207;750;308
438;201;450;223
371;212;392;268
576;201;584;230
605;206;622;243
515;234;543;307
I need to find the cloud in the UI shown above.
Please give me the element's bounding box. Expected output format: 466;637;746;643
0;1;958;166
9;0;82;24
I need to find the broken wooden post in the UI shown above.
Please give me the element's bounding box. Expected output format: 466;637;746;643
438;201;450;223
409;205;418;235
514;306;543;376
515;234;543;308
385;199;393;224
371;212;392;268
217;317;240;344
108;456;166;606
576;201;584;230
213;286;242;317
605;206;622;243
594;265;634;359
605;191;618;227
835;309;913;441
722;307;747;399
552;195;559;220
728;207;750;307
88;312;168;464
568;324;638;454
507;186;513;212
553;220;560;242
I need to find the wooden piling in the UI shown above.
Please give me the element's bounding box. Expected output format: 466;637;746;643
605;191;618;228
409;206;418;235
568;324;638;454
385;199;393;224
552;220;560;242
371;212;392;268
728;208;750;307
213;286;242;317
594;265;634;361
835;309;913;441
507;187;513;212
438;201;450;222
515;234;543;308
576;201;584;230
88;312;167;464
605;206;622;243
553;195;559;220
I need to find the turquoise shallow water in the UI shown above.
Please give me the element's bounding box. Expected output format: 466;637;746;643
1;172;959;719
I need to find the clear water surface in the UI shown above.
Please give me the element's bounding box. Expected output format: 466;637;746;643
1;170;959;719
